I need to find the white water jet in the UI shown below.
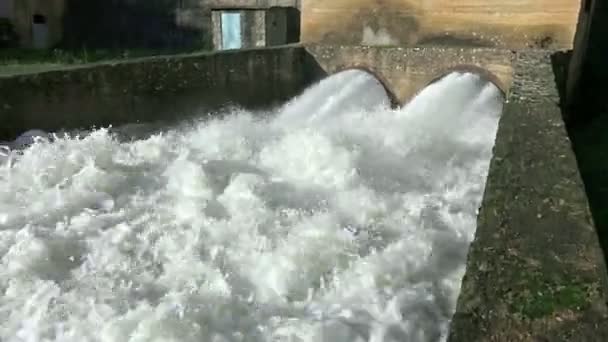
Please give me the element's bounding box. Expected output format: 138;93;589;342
0;70;503;342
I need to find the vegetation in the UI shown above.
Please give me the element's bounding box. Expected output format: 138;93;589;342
0;47;206;66
0;46;209;76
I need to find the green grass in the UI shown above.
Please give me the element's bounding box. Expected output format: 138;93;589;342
0;47;209;76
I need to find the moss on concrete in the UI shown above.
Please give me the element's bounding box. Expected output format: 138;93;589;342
510;272;593;319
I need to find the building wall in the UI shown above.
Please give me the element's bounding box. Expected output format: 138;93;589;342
11;0;65;48
2;0;301;50
61;0;210;50
301;0;585;49
449;50;608;341
211;6;300;50
0;0;12;19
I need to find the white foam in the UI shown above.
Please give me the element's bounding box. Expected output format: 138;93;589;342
0;70;503;342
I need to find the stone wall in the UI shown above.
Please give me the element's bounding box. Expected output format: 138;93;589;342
305;45;514;104
301;0;585;49
0;45;309;140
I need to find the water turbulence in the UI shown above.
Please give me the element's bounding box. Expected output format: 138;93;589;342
0;69;503;342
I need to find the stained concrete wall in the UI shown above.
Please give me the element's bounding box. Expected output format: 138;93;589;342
302;0;585;49
4;0;300;50
305;45;514;104
211;4;301;50
212;9;267;50
0;45;308;141
265;7;300;45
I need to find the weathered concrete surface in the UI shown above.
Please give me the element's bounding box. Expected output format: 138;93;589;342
448;50;608;341
305;45;514;104
302;0;584;49
0;45;308;141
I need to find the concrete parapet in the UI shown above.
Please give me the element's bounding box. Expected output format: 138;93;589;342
0;45;308;141
449;50;608;341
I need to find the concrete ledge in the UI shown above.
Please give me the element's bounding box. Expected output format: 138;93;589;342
449;50;608;341
304;45;515;104
0;45;309;140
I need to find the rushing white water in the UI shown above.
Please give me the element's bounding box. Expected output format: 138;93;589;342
0;70;503;342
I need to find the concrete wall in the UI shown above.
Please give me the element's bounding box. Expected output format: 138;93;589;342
305;45;514;104
0;45;309;141
1;0;301;50
302;0;585;49
266;7;300;45
449;50;608;341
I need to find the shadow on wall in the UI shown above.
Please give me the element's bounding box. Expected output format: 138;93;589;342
60;0;210;50
569;0;608;123
565;0;608;272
